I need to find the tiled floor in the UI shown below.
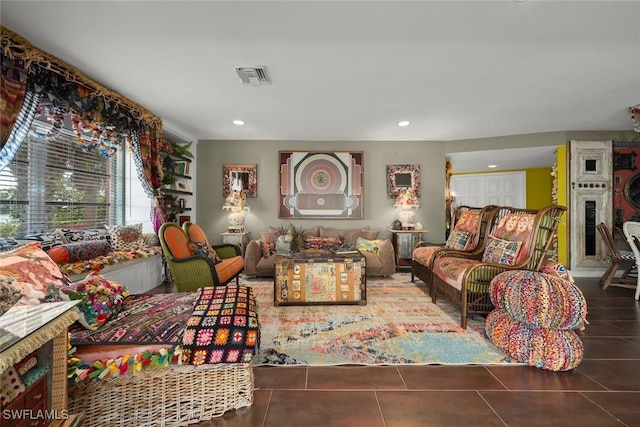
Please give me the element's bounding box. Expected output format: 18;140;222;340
154;276;640;427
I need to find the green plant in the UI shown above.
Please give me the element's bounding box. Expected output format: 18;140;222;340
162;173;176;185
277;222;307;250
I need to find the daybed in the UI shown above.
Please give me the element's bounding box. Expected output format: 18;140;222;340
244;225;395;277
0;241;260;427
0;224;163;294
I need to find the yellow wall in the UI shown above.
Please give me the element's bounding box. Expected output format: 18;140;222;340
556;145;568;265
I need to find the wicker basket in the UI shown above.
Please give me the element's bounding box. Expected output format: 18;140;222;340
68;363;254;427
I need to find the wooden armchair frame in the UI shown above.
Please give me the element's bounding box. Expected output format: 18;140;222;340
431;204;567;329
158;222;243;292
411;205;500;293
597;222;636;291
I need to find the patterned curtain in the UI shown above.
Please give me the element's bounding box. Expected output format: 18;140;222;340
1;25;165;194
0;60;41;170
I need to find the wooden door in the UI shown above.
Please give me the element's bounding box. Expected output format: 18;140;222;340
569;140;612;268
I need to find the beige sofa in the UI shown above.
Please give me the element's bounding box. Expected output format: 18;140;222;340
244;225;395;277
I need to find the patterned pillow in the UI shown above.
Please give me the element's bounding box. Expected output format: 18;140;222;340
47;240;112;264
444;230;472;250
108;223;147;250
60;272;128;330
0;242;68;304
304;236;343;250
188;241;221;265
22;231;64;251
482;235;522;266
356;237;383;255
260;239;277;258
57;227;111;243
0;238;17;252
0;366;25;407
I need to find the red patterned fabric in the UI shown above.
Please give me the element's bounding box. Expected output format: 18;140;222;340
493;213;536;264
433;257;480;290
182;285;260;364
0;70;27;146
454;211;480;234
412;246;441;265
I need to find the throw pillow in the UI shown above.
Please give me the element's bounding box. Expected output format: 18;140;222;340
57;228;111;243
444;229;472;250
188;241;222;265
108;223;147;251
260;239;277;258
356;237;383;255
0;366;25;406
454;211;480;233
0;238;17;252
22;231;64;252
60;272;128;330
0;242;68;303
47;240;112;264
482;235;522;266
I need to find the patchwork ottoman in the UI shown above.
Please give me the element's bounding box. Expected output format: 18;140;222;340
485;270;587;371
182;285;260;364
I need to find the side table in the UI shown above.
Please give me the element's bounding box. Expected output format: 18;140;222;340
387;229;429;271
221;231;251;255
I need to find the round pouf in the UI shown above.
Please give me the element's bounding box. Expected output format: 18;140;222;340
486;310;584;371
490;270;587;330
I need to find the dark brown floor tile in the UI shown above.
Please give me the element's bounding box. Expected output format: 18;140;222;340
581;337;640;359
255;366;307;390
577;320;631;337
377;390;504;427
586;295;640;308
397;365;507;390
582;391;640;426
195;389;271;426
480;391;623;426
577;359;640;391
307;365;406;389
607;320;640;336
587;308;640;321
486;365;606;391
264;390;384;427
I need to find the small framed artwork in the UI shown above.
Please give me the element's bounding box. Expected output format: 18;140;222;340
179;215;190;226
174;160;188;176
223;164;257;197
387;164;421;198
177;181;190;192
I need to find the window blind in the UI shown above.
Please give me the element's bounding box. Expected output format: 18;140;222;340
0;122;123;238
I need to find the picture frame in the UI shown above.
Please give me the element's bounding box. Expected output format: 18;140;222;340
179;215;191;226
177;181;190;192
174;160;188;176
613;151;637;171
223;164;257;197
386;164;421;198
278;151;363;219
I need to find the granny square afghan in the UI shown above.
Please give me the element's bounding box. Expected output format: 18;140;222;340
182;285;260;365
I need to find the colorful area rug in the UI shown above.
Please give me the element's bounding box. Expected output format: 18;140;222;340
245;273;516;366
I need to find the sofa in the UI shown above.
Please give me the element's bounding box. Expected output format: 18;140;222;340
244;225;395;277
0;224;163;294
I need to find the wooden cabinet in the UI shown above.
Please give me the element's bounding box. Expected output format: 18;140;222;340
3;375;47;427
0;302;79;427
388;229;429;270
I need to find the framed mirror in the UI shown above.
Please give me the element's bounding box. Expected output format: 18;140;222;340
223;164;257;197
386;164;421;198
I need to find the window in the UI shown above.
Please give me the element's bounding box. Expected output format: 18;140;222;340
0;121;124;238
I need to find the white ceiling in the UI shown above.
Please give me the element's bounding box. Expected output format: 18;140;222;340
2;1;639;172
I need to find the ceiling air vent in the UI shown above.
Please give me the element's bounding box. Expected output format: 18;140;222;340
233;66;271;85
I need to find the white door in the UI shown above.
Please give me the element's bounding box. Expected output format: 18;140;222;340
569;140;612;269
451;172;526;208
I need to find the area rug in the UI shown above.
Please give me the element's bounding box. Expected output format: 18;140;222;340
244;273;516;366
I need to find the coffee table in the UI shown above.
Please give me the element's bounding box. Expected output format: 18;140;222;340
274;249;366;306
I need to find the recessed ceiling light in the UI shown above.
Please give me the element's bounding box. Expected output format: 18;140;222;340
397;121;410;127
488;164;498;168
233;120;245;126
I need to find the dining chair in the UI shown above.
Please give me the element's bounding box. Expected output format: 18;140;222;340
596;222;636;291
622;221;640;300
